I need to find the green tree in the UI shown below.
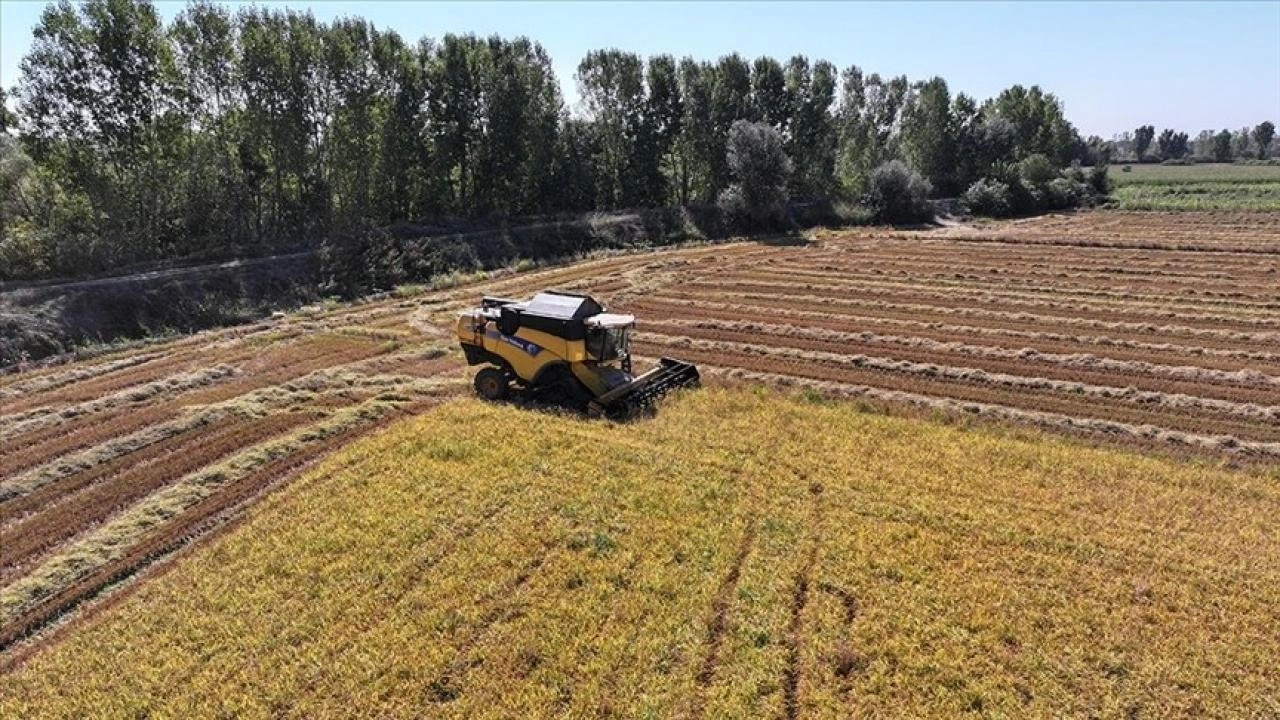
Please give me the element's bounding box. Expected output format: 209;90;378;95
749;57;789;130
1083;135;1112;167
19;0;178;270
674;58;714;204
0;88;16;134
705;54;752;196
5;1;1117;285
785;57;837;197
170;1;243;252
867;159;931;224
1233;127;1253;159
1211;129;1233;162
1133;125;1155;161
576;49;647;208
1253;121;1275;160
981;85;1079;165
899;77;956;195
238;8;329;243
835;67;908;195
645;55;682;206
1156;128;1189;159
430;34;484;214
372;34;434;223
552;117;599;211
474;37;562;214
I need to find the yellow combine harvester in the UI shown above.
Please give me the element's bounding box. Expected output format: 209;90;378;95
455;291;699;417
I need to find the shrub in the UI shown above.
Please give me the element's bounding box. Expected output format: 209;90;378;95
833;201;876;225
1044;178;1083;210
717;120;792;231
1088;164;1111;196
961;178;1013;217
989;161;1036;216
867;160;933;224
1017;154;1058;185
965;157;1104;218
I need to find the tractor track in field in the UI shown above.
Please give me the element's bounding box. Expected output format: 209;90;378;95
782;480;825;720
689;518;757;718
423;536;560;705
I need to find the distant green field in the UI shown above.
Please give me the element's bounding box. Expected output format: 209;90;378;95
1108;163;1280;210
1110;162;1280;185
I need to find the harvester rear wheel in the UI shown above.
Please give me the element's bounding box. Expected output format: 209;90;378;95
474;367;509;401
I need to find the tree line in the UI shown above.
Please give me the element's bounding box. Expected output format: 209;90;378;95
1108;122;1275;163
4;0;1112;281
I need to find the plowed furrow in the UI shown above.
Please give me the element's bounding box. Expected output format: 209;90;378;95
684;279;1280;326
0;412;318;581
641;321;1280;407
634;340;1280;443
626;297;1280;373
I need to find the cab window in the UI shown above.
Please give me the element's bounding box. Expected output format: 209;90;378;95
587;327;629;361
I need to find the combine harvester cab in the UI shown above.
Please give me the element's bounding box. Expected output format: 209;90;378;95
455;291;698;418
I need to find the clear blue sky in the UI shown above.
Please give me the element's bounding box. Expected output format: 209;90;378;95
2;0;1277;137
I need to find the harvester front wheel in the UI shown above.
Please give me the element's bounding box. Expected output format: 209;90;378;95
474;367;509;401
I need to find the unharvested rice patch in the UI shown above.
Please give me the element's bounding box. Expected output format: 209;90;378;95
3;392;1276;716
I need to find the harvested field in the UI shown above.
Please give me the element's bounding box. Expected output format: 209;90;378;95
2;209;1279;665
3;391;1277;717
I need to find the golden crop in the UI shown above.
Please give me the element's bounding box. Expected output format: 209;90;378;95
3;388;1277;718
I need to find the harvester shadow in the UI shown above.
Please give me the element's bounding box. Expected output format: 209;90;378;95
482;394;661;424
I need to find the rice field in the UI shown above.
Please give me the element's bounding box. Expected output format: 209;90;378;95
3;390;1276;717
2;209;1279;685
1109;163;1280;211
